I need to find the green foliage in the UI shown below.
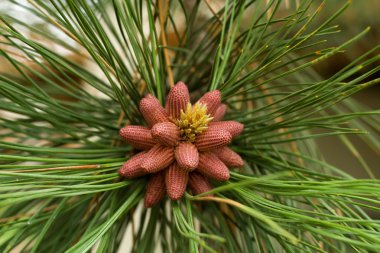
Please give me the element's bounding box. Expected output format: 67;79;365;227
0;0;379;252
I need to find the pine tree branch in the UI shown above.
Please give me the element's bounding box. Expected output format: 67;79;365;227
1;1;380;252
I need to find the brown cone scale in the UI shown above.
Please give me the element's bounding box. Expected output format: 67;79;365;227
208;121;244;138
139;94;168;128
175;142;199;171
195;128;232;151
197;152;230;181
141;144;175;173
165;81;190;119
119;125;156;150
119;151;147;178
144;171;166;208
197;90;221;116
188;172;213;196
212;104;227;122
215;146;244;167
151;122;179;147
165;163;188;200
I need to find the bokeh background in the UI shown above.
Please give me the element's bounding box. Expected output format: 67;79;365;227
311;0;380;179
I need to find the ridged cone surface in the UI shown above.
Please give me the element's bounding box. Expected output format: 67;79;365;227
119;151;147;178
212;104;227;122
195;128;231;151
139;94;168;128
119;82;244;207
151;122;179;147
165;163;188;200
215;147;244;167
175;142;199;171
141;144;175;173
208;121;244;138
119;125;156;150
188;172;213;196
197;152;230;181
144;171;166;208
165;81;190;119
197;90;221;116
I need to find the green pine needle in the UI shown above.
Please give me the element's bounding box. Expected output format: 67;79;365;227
1;0;380;252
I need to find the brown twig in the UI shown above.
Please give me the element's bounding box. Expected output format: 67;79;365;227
191;196;245;209
203;0;223;24
158;0;174;88
6;164;100;173
28;0;80;45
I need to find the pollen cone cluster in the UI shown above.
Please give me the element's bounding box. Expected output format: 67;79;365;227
119;82;244;207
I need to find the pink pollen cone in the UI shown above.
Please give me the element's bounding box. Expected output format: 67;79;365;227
141;144;175;173
188;172;213;196
151;122;180;147
212;104;227;122
165;163;188;200
208;121;244;138
197;152;230;181
119;125;156;150
119;151;147;178
139;94;168;128
175;142;199;171
144;171;166;208
197;90;221;116
195;128;231;152
215;146;244;168
119;82;245;208
165;81;190;119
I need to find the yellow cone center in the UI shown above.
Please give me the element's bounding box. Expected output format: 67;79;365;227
175;102;213;142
